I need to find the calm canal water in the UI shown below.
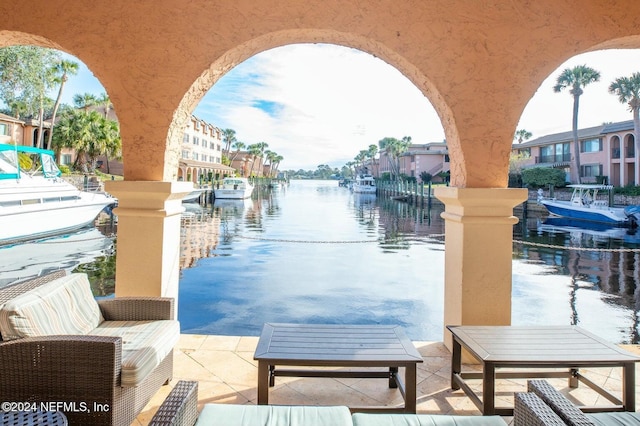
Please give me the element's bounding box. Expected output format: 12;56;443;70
3;179;640;344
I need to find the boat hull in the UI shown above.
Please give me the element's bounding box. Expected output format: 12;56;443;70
0;197;114;245
213;188;253;199
540;199;628;225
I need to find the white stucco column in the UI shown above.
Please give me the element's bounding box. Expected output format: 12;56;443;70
104;181;194;311
435;187;528;350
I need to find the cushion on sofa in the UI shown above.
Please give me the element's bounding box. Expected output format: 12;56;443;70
352;413;506;426
195;404;353;426
0;273;103;340
92;319;180;386
588;412;640;425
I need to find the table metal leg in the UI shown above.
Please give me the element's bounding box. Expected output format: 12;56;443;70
389;367;398;388
404;364;417;413
624;362;636;411
569;368;579;388
451;338;461;390
483;362;495;415
269;365;275;386
257;361;269;405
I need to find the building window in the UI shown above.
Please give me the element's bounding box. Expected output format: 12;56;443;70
193;152;199;161
580;164;602;178
193;137;199;146
202;139;207;148
540;143;570;163
183;133;189;143
581;138;602;153
182;150;189;159
60;154;72;165
0;123;8;136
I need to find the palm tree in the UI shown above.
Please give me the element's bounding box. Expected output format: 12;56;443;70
265;150;279;177
609;72;640;184
95;92;113;119
230;140;245;163
46;59;79;150
514;129;532;144
73;92;97;111
553;65;601;183
8;99;28;119
366;144;378;174
272;154;284;176
379;136;411;180
222;128;237;156
247;142;266;177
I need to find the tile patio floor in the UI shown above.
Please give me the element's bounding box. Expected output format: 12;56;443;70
132;334;640;425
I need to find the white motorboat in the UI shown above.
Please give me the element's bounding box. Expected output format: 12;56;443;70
351;174;377;194
540;184;640;227
213;177;254;199
0;144;116;245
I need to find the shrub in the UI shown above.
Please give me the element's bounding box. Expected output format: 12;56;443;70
522;167;566;188
58;164;71;174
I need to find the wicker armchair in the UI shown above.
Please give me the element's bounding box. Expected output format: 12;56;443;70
515;379;640;426
149;381;199;426
0;271;176;426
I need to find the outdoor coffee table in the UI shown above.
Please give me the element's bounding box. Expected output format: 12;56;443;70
447;325;640;416
254;323;423;413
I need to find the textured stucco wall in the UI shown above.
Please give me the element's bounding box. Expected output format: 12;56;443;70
1;1;639;186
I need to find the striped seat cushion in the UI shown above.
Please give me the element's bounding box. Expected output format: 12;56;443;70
92;319;180;386
0;273;104;340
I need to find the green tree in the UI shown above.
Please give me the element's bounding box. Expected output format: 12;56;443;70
553;65;601;183
419;171;432;183
0;46;60;148
73;92;97;111
222;128;236;156
514;129;532;144
46;58;79;150
379;136;411;180
609;72;640;180
522;167;566;188
51;109;119;172
95;92;112;119
247;141;268;176
366;144;378;173
230;140;245;164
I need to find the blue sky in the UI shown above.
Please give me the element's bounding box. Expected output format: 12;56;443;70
59;44;640;171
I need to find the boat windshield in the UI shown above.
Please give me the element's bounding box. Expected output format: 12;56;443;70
41;153;62;178
0;149;19;179
0;147;62;180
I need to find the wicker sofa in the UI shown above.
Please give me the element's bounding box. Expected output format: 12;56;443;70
149;381;507;426
0;270;179;426
515;379;640;425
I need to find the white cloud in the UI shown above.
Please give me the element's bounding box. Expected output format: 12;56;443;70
195;44;443;170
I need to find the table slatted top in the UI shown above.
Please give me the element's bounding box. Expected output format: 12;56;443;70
254;323;423;365
447;325;640;364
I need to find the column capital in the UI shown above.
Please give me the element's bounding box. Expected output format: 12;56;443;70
434;187;528;221
105;180;195;217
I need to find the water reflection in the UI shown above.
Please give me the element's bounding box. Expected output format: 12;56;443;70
513;214;640;344
0;222;116;295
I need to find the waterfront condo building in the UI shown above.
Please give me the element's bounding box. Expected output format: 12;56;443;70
513;120;638;186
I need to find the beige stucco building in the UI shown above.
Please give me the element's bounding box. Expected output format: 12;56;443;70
178;115;235;184
514;120;638;186
3;1;640;348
